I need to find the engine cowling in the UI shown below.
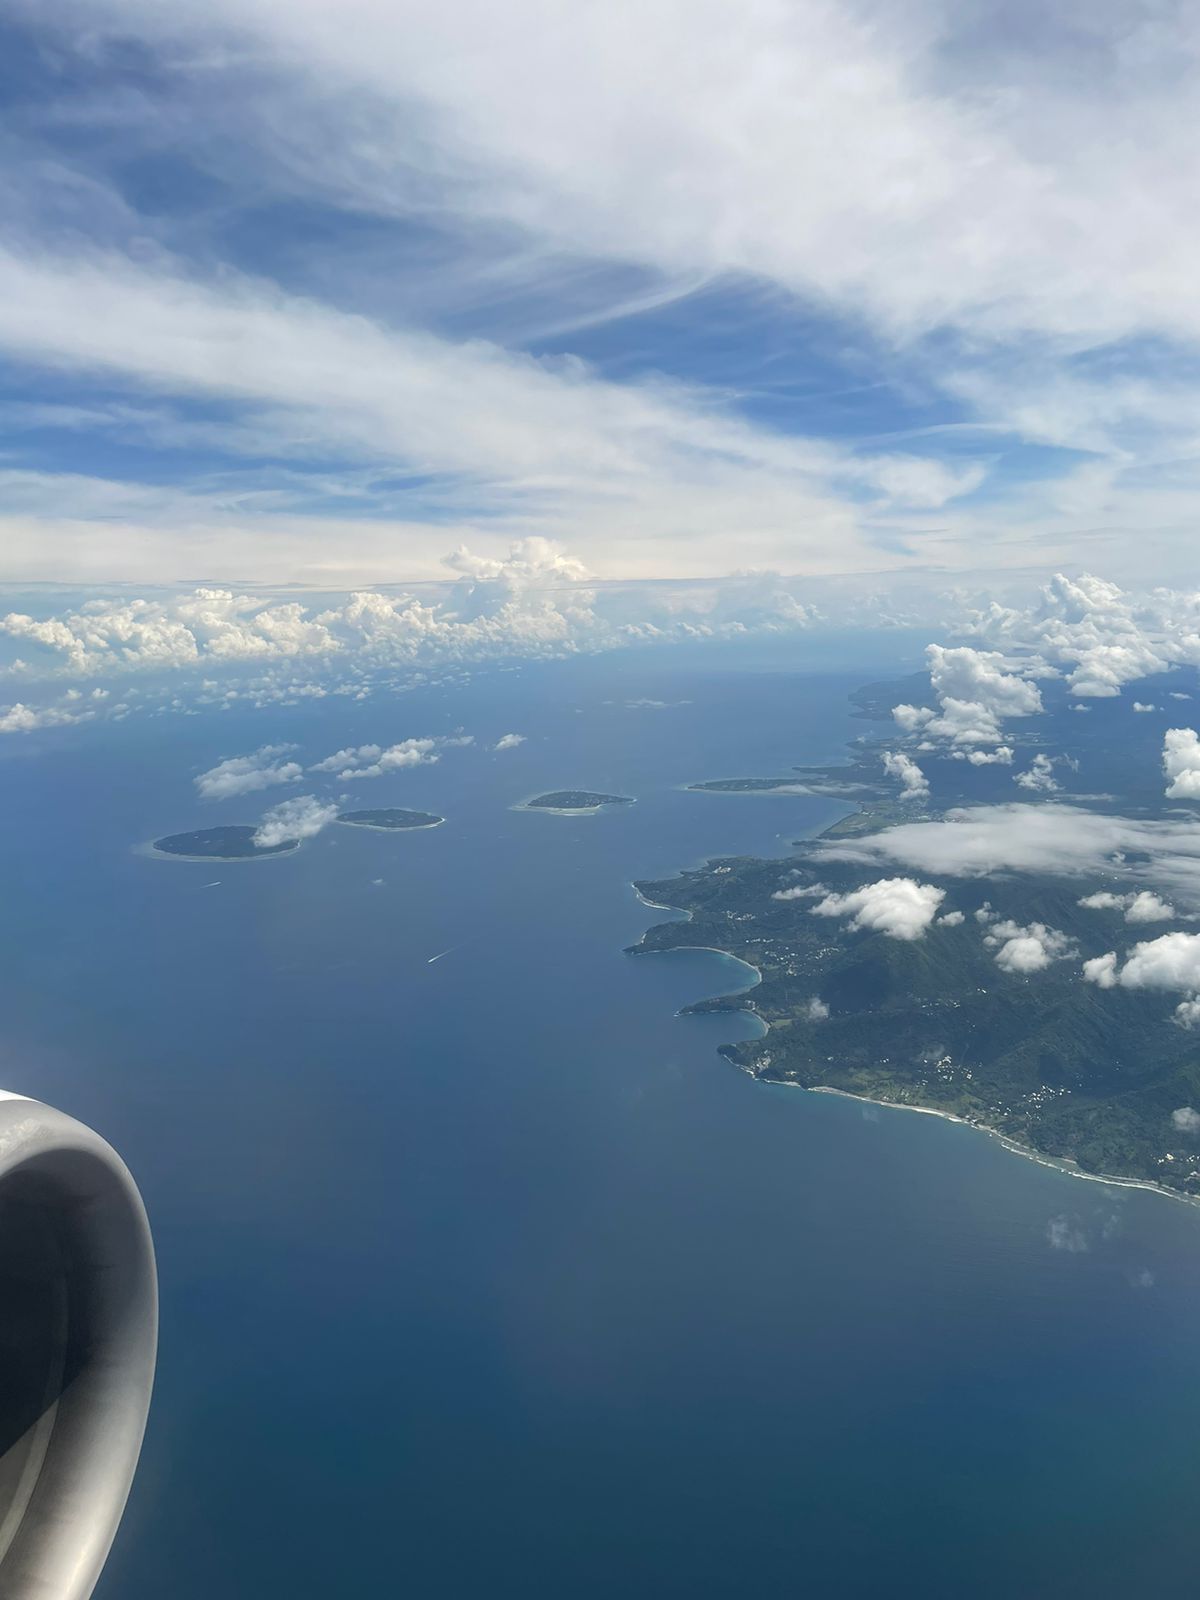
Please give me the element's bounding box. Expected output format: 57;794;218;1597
0;1093;157;1599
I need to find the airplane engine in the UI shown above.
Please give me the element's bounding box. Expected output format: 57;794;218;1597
0;1093;157;1599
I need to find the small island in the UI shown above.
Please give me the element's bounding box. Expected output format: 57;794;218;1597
152;825;297;860
523;791;635;814
337;808;444;830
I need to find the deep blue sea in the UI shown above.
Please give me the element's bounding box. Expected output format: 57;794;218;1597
4;633;1200;1599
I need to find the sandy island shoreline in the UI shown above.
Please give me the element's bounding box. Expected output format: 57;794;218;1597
138;839;299;864
336;817;444;832
516;795;638;817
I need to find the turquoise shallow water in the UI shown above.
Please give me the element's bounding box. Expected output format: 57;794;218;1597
3;634;1200;1598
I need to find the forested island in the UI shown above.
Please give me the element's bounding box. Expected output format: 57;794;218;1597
631;676;1200;1195
337;808;443;830
523;791;635;812
153;826;297;860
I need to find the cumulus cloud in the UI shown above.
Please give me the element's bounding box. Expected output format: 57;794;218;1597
806;997;830;1021
1134;702;1157;713
1;541;609;676
820;804;1200;909
936;910;965;926
493;733;526;751
1163;728;1200;799
952;746;1013;766
1077;889;1175;923
253;794;339;848
310;734;470;780
881;750;928;801
1171;1106;1200;1133
1082;951;1119;989
195;744;302;800
892;645;1042;751
1083;931;1200;994
1082;933;1200;1027
0;541;833;684
0;699;89;733
810;877;944;941
1014;753;1061;792
1128;891;1170;921
983;918;1076;974
970;574;1200;702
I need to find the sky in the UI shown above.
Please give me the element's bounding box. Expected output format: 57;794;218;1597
5;1;1200;593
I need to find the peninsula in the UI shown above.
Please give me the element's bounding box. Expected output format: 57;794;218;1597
630;677;1200;1195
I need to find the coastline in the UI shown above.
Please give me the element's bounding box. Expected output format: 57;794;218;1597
628;882;767;1021
336;817;444;832
138;839;300;863
800;1082;1200;1211
631;784;1200;1214
636;888;1200;1210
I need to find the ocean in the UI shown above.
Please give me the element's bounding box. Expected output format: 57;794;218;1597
3;633;1200;1598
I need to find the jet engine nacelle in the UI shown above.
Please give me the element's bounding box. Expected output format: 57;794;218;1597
0;1092;157;1599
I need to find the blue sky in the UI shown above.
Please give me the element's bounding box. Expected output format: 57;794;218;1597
2;1;1200;589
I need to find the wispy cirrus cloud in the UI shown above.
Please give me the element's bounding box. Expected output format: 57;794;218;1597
4;3;1200;584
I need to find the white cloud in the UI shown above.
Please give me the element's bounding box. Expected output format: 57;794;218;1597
810;877;944;941
0;700;89;734
0;243;979;586
7;12;1200;586
806;997;830;1021
936;910;965;927
952;745;1013;766
892;704;933;735
820;804;1200;909
881;750;928;801
1083;933;1200;1028
1134;702;1156;713
493;733;526;751
1171;1106;1200;1133
929;645;1043;723
253;794;339;848
771;883;827;903
984;918;1075;974
53;0;1200;356
1082;951;1119;989
1014;753;1060;792
0;541;829;680
4;588;337;674
1087;931;1200;994
310;734;470;780
196;744;302;800
1077;889;1175;924
892;645;1042;751
970;573;1186;701
1163;728;1200;800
